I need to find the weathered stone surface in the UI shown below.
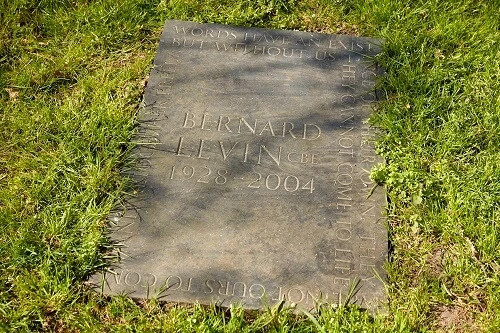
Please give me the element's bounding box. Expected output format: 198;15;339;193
95;20;387;311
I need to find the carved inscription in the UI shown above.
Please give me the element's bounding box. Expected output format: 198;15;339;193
168;24;378;62
107;270;367;307
173;112;321;169
99;20;386;312
182;113;322;139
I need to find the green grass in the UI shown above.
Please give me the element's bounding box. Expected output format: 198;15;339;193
1;0;499;331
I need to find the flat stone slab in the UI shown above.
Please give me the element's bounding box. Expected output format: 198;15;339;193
95;20;387;311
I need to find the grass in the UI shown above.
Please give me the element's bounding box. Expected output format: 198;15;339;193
1;0;499;331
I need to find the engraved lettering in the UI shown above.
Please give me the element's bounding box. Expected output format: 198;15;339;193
267;46;281;56
342;64;356;81
337;203;351;210
204;29;215;37
251;44;265;55
303;124;321;140
341;94;355;104
259;121;275;136
306;290;320;303
201;113;215;130
204;279;215;293
336;173;353;186
271;286;285;301
242;143;249;162
171;38;181;47
334;248;353;274
249;284;265;299
175;137;191;157
360;172;372;186
334;277;350;286
219;141;238;160
287;287;305;303
238;118;257;134
315;51;335;61
361;275;378;287
361;155;376;163
218;280;230;296
282;48;298;58
152;100;169;109
183;277;193;291
244;32;289;45
173;26;186;34
232;282;247;297
335;218;352;241
190;28;203;36
215;169;228;184
112;270;124;285
183;112;196;128
337;163;353;173
182;165;194;179
140;273;157;288
360;263;376;274
335;227;351;241
281;122;297;138
361;204;375;217
338;137;353;149
166;275;182;290
338;40;348;50
340;126;355;136
284;175;299;192
171;38;204;49
174;26;237;39
265;174;281;190
124;271;141;286
287;152;300;163
248;172;262;188
196;139;210;160
217;115;233;132
360;246;376;259
196;167;211;183
215;41;233;51
297;37;322;47
178;113;322;142
337;186;352;201
342;82;356;90
338;149;354;157
247;172;315;193
257;145;282;166
126;23;386;309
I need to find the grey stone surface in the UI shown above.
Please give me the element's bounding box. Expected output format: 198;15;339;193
95;20;387;311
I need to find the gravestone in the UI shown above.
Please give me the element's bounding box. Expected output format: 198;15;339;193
95;20;387;311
